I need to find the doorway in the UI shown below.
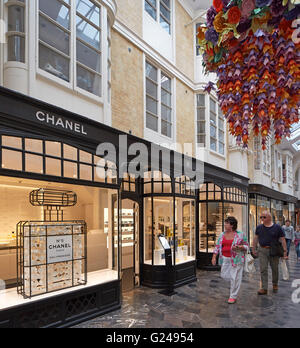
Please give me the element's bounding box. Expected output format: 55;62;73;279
121;199;140;292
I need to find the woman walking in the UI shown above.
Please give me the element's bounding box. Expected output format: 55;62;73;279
295;225;300;262
212;217;249;304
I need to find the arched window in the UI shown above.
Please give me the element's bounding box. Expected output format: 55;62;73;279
143;170;171;194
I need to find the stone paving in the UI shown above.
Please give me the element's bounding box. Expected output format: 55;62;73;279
74;250;300;328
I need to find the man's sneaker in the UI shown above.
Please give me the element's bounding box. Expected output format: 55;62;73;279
273;285;279;293
257;289;268;295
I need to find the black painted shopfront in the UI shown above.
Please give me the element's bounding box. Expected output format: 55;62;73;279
0;87;252;327
249;184;298;246
196;165;249;270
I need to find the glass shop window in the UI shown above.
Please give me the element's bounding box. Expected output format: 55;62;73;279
0;135;117;185
144;196;195;266
122;173;136;193
143;171;172;194
175;176;196;196
0;175;119;309
175;198;195;264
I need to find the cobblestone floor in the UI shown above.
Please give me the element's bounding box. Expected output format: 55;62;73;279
74;250;300;328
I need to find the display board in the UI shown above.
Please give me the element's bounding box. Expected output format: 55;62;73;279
17;221;87;298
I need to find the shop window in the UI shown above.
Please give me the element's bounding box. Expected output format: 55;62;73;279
199;183;248;252
64;161;78;179
46;141;61;157
249;196;256;246
6;0;26;63
64;144;78;161
143;171;172;194
175;198;195;263
46;157;61;177
2;149;22;171
80;150;92;164
199;183;222;201
175;176;196;196
79;164;92;181
25;154;43;174
143;172;196;266
25;139;43;154
0;176;119;308
122;173;136;193
0;135;117;185
2;136;22;149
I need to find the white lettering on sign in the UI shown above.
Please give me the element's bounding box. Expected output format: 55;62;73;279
47;236;73;264
35;111;88;135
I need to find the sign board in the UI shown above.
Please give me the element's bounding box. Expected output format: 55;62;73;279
47;235;73;264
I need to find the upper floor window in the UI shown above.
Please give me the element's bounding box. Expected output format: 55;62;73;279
6;0;26;63
145;61;173;138
210;98;225;155
196;94;206;147
196;23;201;56
283;155;293;187
263;138;271;174
144;0;171;34
38;0;103;97
254;136;261;170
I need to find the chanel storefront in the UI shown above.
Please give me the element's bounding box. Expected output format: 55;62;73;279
0;87;201;327
0;87;125;328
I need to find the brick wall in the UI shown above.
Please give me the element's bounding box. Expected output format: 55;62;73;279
111;30;144;138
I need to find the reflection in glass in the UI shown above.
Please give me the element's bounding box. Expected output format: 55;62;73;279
249;198;256;246
39;0;70;29
175;199;195;264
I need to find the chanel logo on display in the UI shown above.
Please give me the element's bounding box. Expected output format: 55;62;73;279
36;111;88;135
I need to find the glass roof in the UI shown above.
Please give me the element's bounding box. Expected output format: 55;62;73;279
291;122;300;151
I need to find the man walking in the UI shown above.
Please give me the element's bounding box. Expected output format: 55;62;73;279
282;220;295;258
252;211;288;295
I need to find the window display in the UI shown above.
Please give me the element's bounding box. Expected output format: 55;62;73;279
17;188;87;298
0;176;118;310
143;172;196;266
199;183;248;254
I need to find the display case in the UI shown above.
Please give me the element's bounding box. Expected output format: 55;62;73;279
17;189;87;299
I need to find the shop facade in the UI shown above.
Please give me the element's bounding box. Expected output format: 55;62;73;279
0;86;203;327
197;164;249;270
0;87;125;328
0;87;253;327
249;184;298;246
